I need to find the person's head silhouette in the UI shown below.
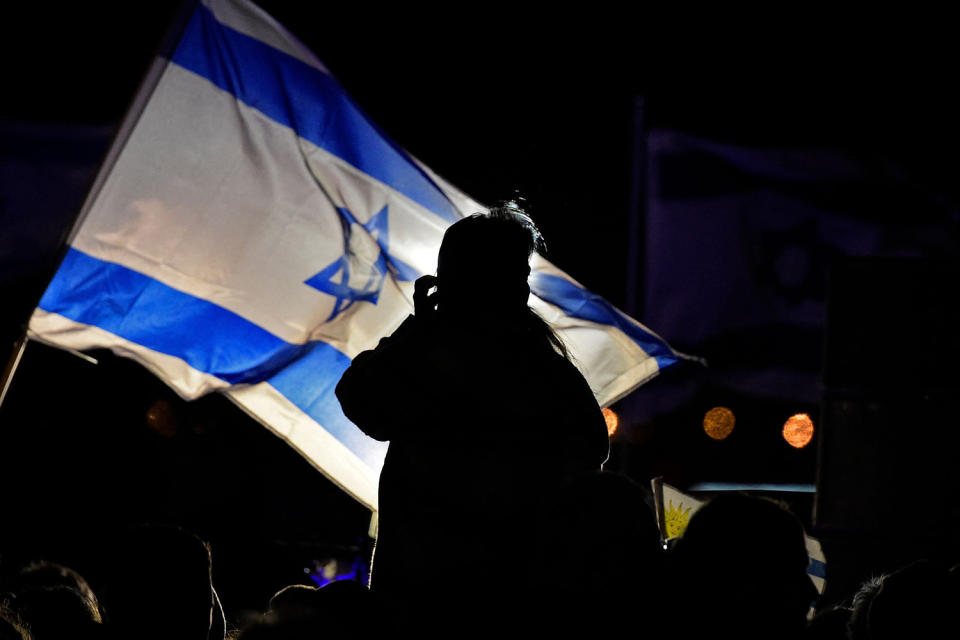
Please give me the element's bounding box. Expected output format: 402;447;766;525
435;202;541;325
670;493;816;639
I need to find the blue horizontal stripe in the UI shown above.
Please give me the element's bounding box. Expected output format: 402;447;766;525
39;249;302;384
808;558;827;579
530;272;679;370
38;249;365;453
171;5;459;224
266;340;370;454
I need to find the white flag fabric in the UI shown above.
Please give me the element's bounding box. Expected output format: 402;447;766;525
28;0;685;511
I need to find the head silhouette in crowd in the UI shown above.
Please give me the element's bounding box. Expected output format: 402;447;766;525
13;561;100;618
669;493;816;640
267;580;374;623
848;560;958;640
535;471;662;594
846;575;884;640
10;587;102;640
265;584;320;622
100;524;216;640
533;471;665;636
1;560;102;640
247;580;383;638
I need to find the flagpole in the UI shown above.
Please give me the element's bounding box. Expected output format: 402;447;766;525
0;336;28;413
0;0;200;416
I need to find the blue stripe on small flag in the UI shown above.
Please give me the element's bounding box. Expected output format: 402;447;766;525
38;249;362;447
171;4;460;224
808;558;827;579
530;272;679;369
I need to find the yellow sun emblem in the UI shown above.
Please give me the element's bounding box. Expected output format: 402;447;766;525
665;499;692;538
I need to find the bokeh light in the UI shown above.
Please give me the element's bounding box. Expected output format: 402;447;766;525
703;406;735;440
145;399;178;438
602;408;619;437
783;413;814;448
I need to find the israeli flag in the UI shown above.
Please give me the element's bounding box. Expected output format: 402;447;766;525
28;0;684;511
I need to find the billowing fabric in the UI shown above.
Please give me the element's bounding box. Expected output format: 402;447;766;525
28;0;683;511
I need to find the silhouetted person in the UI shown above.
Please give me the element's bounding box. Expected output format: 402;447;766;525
668;493;817;640
848;560;958;640
336;204;609;630
4;561;103;640
847;576;884;640
9;586;103;640
245;580;385;638
12;561;101;621
532;471;665;636
264;584;320;622
100;524;219;640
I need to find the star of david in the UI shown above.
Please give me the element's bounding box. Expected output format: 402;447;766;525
305;205;418;321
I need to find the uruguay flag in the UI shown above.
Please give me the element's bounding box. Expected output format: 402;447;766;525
28;0;684;511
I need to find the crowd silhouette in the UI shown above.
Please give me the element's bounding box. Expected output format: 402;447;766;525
3;491;959;639
2;206;958;638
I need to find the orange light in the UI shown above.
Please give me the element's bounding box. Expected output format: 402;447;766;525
783;413;814;448
602;408;619;437
703;406;735;440
145;399;178;438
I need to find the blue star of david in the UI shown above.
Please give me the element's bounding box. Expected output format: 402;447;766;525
305;205;419;321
